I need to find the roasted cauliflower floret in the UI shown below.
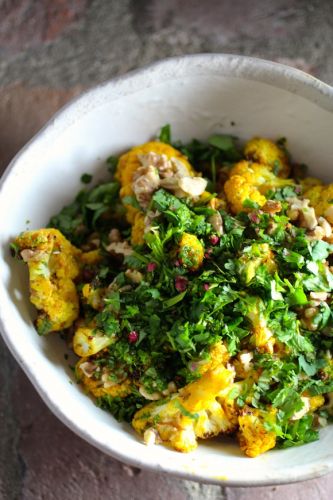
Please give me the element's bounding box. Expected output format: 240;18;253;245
116;141;194;219
132;366;235;452
15;228;81;334
244;137;290;177
244;296;275;353
238;407;277;457
224;161;293;214
224;174;266;214
79;249;102;266
131;212;146;245
81;283;105;310
217;381;243;429
73;321;116;357
229;161;293;194
116;142;199;243
300;176;322;191
304;184;333;224
178;233;204;271
189;341;230;375
238;243;276;285
200;341;230;373
76;357;131;398
309;395;325;411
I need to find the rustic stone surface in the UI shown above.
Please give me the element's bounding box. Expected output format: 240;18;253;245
0;0;90;52
0;84;83;173
1;1;333;499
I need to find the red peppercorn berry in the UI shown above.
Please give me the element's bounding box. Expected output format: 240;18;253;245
128;331;139;343
209;235;220;245
147;262;157;272
203;283;210;291
175;276;188;292
248;212;260;224
204;247;213;259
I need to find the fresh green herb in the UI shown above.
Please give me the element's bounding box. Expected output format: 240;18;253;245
158;124;171;144
97;393;146;422
81;173;93;184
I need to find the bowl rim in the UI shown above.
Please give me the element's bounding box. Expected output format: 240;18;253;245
1;53;333;486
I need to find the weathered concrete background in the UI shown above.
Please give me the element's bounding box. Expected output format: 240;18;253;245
1;1;333;498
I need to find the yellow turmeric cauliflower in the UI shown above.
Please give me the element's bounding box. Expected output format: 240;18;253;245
72;320;116;357
81;283;105;311
245;296;275;353
224;161;293;214
224;174;266;214
132;366;235;452
131;212;146;246
79;249;102;266
300;176;323;191
76;357;131;399
238;407;277;457
244;137;290;177
116;141;195;243
178;233;204;271
303;184;333;223
14;229;81;334
198;341;230;374
238;243;276;285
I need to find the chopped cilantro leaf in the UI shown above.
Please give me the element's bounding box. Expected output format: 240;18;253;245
158;124;171;144
81;173;93;184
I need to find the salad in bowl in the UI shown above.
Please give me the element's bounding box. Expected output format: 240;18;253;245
12;126;333;458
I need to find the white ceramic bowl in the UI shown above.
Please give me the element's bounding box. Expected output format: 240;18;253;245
1;54;333;486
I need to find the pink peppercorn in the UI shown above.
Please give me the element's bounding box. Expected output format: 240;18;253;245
209;235;220;245
128;331;139;343
147;262;157;272
204;247;213;259
203;283;210;291
174;259;181;267
175;276;188;292
248;212;260;224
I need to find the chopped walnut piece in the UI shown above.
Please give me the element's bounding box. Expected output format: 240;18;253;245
318;217;332;238
108;228;121;242
79;361;96;378
310;292;328;301
107;241;133;256
262;200;282;214
125;269;143;284
307;226;325;241
143;428;159;446
287;198;317;230
139;386;162;400
132;165;160;208
209;211;223;235
135;152;199;202
144;210;160;233
20;249;47;262
138;152;172;175
178;176;207;197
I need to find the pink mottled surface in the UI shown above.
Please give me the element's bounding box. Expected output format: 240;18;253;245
1;1;333;498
